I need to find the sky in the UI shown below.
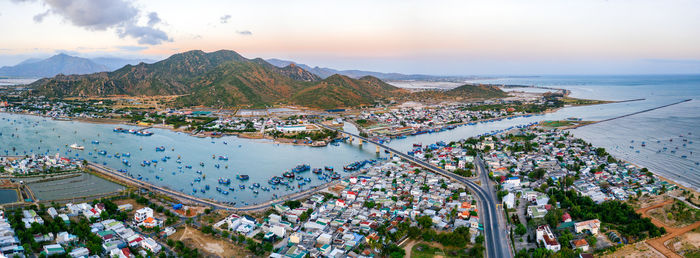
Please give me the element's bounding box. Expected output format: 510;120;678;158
1;0;699;75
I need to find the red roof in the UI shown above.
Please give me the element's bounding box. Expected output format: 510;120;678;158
562;213;572;221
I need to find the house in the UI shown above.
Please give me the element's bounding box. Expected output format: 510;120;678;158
571;238;590;251
562;213;572;223
47;207;58;218
138;217;162;228
502;192;515;209
536;225;560;252
69;247;90;257
527;205;548;218
535;195;550;206
141;237;161;253
503;177;521;189
134;207;154;223
118;204;133;212
317;233;332;245
56;232;78;244
574;219;601;235
110;247;134;258
42;244;65;256
270;225;286;238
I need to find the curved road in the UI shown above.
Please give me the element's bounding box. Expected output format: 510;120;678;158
318;124;512;258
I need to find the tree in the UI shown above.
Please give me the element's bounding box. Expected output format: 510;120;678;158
515;223;527;235
417;216;433;229
283;200;301;209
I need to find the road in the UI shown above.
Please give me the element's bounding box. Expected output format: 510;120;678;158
317;124;512;258
87;161;356;213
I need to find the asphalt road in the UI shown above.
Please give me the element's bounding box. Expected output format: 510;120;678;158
318;124;512;258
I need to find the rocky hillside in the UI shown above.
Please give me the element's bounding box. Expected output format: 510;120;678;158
0;54;109;78
30;50;403;108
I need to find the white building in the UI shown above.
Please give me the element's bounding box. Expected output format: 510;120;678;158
134;207;154;223
536;225;561;252
574;219;601;235
141;237;161;253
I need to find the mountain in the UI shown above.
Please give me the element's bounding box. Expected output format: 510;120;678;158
266;58;478;81
292;75;402;109
31;50;402;108
0;54;109;78
90;57;156;71
406;83;508;101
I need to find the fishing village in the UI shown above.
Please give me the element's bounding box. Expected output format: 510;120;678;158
0;84;696;258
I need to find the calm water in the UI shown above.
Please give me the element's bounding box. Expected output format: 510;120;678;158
466;75;700;191
2;75;699;203
0;115;383;206
0;189;18;204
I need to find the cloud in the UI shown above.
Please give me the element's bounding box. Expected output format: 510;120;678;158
32;10;49;22
15;0;171;45
220;14;231;24
42;0;139;30
236;30;253;36
116;46;148;52
118;23;172;45
147;12;161;27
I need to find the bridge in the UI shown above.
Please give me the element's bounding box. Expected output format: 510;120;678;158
317;124;512;258
86;162;352;213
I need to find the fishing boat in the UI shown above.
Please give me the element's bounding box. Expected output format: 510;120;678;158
291;164;310;173
69;143;85;150
218;178;231;185
123;152;131;157
199;162;205;167
239;185;245;189
253;183;260;188
324;166;334;172
98;150;107;155
185;165;192;169
312;168;322;174
218;156;229;161
330;173;341;180
236;174;250;180
135;130;153;136
283;171;295;178
155;146;165;152
91;140;99;144
196;170;203;174
268;176;281;185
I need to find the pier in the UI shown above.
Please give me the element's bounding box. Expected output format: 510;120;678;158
573;99;692;128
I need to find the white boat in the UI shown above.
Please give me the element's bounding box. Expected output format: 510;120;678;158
69;143;85;150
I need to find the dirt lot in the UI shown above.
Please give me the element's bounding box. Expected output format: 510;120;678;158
169;226;249;257
667;230;700;257
600;241;664;258
638;200;700;258
646;201;696;228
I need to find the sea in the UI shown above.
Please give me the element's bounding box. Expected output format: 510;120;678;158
465;75;700;190
1;75;699;205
